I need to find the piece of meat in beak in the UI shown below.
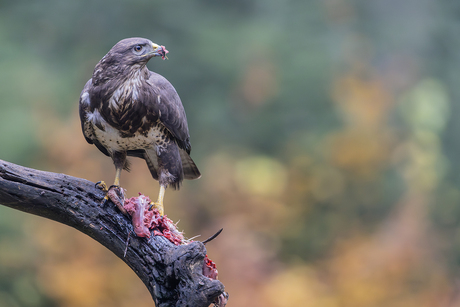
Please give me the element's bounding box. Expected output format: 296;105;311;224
152;43;169;60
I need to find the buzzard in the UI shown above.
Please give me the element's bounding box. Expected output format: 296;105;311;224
79;37;201;215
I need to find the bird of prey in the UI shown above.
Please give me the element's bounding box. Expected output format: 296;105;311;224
79;37;201;215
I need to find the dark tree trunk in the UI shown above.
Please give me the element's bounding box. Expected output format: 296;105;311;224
0;159;226;307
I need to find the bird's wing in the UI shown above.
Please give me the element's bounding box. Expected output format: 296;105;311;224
79;78;110;157
79;79;93;143
145;71;192;154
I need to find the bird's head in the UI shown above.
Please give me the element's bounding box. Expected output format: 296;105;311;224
111;37;168;64
93;37;169;83
101;38;166;67
92;37;169;84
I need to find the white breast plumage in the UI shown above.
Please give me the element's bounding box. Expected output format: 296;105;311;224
85;109;163;153
109;71;143;110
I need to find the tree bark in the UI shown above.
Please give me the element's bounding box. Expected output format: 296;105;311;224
0;159;225;307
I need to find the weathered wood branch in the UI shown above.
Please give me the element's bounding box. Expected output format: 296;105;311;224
0;159;225;307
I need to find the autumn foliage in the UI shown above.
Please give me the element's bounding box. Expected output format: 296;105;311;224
1;1;460;307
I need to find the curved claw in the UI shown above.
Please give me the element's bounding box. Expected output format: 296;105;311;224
95;180;108;192
101;194;110;206
148;201;164;216
108;184;121;191
148;185;166;216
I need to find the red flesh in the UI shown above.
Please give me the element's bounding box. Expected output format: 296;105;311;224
123;193;183;244
159;45;169;60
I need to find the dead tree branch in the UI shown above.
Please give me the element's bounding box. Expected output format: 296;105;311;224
0;159;225;307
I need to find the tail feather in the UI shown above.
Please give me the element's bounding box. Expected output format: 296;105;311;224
180;149;201;180
133;148;200;183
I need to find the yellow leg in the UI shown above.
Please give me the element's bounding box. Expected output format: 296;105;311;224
150;185;166;216
113;167;122;186
96;167;122;202
102;167;122;201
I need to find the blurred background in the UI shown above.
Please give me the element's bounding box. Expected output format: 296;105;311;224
0;0;460;306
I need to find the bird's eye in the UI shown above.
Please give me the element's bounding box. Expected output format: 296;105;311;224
134;45;143;52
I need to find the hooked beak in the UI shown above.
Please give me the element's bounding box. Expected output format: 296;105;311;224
151;43;169;60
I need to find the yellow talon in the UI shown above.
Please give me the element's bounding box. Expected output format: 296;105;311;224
149;185;166;216
96;166;121;202
95;180;108;192
149;201;164;216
